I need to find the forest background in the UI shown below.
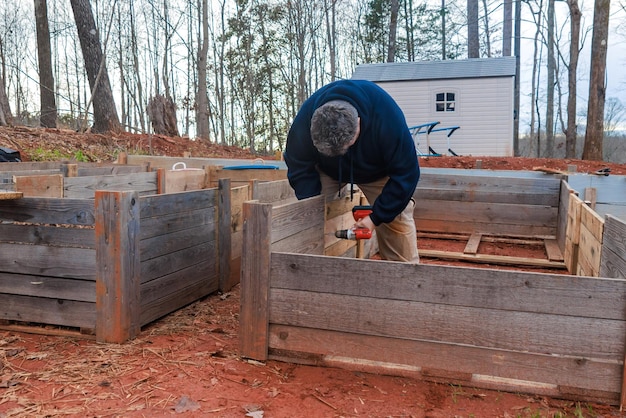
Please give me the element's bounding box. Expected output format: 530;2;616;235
0;0;625;162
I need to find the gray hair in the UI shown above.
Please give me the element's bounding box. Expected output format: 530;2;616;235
310;100;359;157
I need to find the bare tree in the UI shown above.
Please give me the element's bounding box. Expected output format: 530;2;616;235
34;0;57;128
387;0;399;62
503;0;512;56
0;72;12;126
545;0;555;157
583;0;610;161
196;0;210;141
564;0;581;158
70;0;121;133
467;0;479;58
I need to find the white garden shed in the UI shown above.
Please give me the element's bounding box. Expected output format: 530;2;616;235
351;57;516;157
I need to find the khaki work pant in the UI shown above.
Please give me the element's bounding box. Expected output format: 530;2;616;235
318;171;419;263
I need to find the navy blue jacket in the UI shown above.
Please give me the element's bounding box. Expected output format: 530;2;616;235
284;79;420;226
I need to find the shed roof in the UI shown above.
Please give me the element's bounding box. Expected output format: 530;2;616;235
351;57;516;82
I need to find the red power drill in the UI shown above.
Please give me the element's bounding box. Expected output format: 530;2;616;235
335;205;373;240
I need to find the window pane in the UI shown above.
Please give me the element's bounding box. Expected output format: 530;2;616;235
436;93;445;101
446;102;455;111
447;92;455;101
436;103;445;112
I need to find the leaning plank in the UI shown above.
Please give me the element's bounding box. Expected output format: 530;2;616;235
464;233;482;254
544;239;564;262
240;201;272;360
95;190;141;343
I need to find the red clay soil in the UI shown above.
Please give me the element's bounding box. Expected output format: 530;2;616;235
1;126;625;417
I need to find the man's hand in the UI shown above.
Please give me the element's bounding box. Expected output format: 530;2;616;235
354;215;375;232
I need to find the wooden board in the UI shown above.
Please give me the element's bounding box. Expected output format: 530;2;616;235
464;233;482;254
600;215;626;280
0;191;22;200
14;174;63;197
544;238;564;262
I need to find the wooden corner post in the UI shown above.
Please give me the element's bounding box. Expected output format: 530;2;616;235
239;200;272;360
95;190;141;343
218;178;233;292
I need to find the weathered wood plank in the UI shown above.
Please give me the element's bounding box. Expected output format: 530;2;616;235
13;174;63;198
415;200;558;228
271;224;325;255
208;167;285;188
268;324;622;394
140;259;217;319
77;165;144;176
0;243;95;278
0;197;95;225
139;188;217;218
140;241;216;284
415;187;559;206
0;272;96;302
420;249;565;268
0;223;95;248
240;201;272;360
218;179;234;292
544;239;564;262
0;191;22;199
139;207;216;241
581;202;605;241
601;215;626;280
415;218;555;238
269;253;626;320
464;233;482;254
164;167;207;193
140;222;216;261
270;196;325;244
252;179;296;203
578;222;603;277
556;180;573;251
0;293;96;329
95;190;141;343
64;172;159;198
269;287;625;358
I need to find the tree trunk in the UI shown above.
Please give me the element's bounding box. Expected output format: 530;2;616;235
0;72;12;126
503;0;512;56
467;0;479;58
196;0;210;141
387;0;399;62
34;0;57;128
147;94;178;136
545;0;555;157
70;0;121;134
583;0;610;161
565;0;581;158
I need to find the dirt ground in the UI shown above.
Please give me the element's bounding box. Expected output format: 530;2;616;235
1;126;625;418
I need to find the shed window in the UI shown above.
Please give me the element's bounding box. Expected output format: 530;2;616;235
435;92;456;112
